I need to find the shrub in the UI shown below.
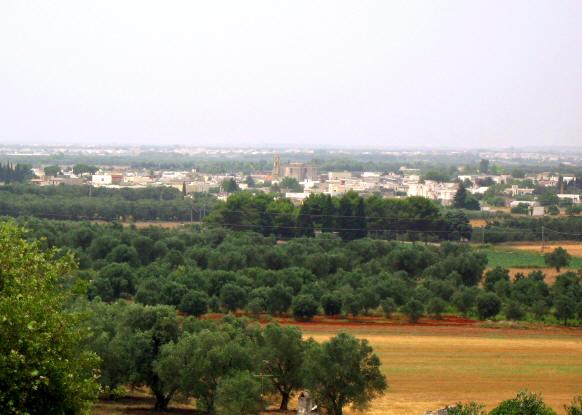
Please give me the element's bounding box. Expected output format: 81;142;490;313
381;298;397;319
427;297;446;319
565;396;582;415
402;299;424;323
292;294;319;321
489;390;556;415
476;292;501;320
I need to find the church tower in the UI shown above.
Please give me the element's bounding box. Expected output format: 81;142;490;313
272;154;281;179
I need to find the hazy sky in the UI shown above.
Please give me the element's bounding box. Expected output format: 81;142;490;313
1;1;581;149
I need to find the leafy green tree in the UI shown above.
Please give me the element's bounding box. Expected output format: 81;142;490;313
155;326;256;414
448;402;486;415
73;164;99;175
453;183;469;209
261;324;305;410
89;263;135;301
489;390;557;415
265;284;293;315
476;292;501;320
106;244;140;267
296;202;315;237
279;177;303;192
445;210;472;240
304;333;387;415
427;297;446;319
505;301;525;321
178;290;209;317
246;297;265;317
342;293;363;317
554;295;577;325
292;294;319;321
118;304;180;410
544;247;571;272
381;298;397;318
44;165;61;176
244;175;255;187
337;193;356;241
511;203;530;215
484;267;510;292
547;205;560;215
532;300;548;320
132;236;155;265
353;198;367;239
479;159;490;174
321;194;336;232
83;301;131;393
451;287;477;317
221;178;240;193
538;192;560;207
215;371;265;415
321;292;343;316
220;283;247;313
0;222;99;415
565;396;582;415
402;298;424;323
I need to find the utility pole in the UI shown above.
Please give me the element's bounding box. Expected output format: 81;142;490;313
541;225;545;252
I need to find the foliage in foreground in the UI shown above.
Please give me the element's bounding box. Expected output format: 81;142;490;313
85;304;388;414
0;222;99;415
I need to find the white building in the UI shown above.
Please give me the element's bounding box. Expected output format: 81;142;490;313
557;194;581;204
407;181;458;206
328;171;352;180
91;174;112;186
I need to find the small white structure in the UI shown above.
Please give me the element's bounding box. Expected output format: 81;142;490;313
557;194;580;204
91;174;112;186
531;206;545;216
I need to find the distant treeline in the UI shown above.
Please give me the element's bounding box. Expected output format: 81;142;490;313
0;151;482;174
474;216;582;243
0;184;215;222
205;191;472;241
0;162;32;183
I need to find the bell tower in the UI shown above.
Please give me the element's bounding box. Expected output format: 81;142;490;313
272;154;281;179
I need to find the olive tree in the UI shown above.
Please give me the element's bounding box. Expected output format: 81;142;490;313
304;333;387;415
489;390;556;415
544;247;571;272
260;324;305;410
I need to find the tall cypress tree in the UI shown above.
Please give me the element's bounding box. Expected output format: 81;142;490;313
321;195;335;233
296;202;315;237
353;198;367;239
337;196;354;241
453;183;468;209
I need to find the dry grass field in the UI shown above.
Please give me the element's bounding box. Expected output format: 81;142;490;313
301;324;582;415
508;242;582;258
92;323;582;415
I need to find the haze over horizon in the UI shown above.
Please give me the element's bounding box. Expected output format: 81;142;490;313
1;1;581;149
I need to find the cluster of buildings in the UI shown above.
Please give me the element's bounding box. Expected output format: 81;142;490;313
25;155;582;214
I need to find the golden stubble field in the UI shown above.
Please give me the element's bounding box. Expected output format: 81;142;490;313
509;243;582;258
302;324;582;415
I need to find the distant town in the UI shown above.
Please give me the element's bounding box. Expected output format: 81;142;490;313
2;145;580;217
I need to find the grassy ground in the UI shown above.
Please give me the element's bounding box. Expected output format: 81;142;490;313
481;245;582;269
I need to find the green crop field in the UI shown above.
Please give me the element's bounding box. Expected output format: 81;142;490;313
481;247;582;269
